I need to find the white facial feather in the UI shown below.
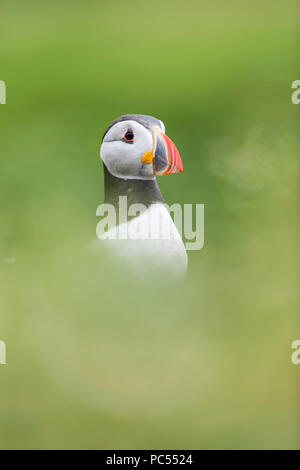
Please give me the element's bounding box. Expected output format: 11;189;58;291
101;120;155;180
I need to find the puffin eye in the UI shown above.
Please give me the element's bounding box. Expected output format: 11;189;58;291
122;129;134;143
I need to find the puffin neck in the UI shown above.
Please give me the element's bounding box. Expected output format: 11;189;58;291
103;164;165;209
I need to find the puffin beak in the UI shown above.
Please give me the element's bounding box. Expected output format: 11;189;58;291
152;129;183;175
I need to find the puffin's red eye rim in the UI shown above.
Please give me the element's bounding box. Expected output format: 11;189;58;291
122;129;135;143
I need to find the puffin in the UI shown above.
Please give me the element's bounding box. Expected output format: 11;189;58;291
96;114;188;282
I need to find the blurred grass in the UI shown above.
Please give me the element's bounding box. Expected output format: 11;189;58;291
0;0;299;449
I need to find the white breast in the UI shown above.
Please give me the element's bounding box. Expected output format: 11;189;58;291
96;203;188;282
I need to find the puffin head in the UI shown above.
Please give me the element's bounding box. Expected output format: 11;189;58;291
100;114;183;180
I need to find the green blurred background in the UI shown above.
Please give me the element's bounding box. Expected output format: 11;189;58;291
0;0;299;449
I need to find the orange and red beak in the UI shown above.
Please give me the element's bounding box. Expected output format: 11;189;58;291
152;129;183;176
